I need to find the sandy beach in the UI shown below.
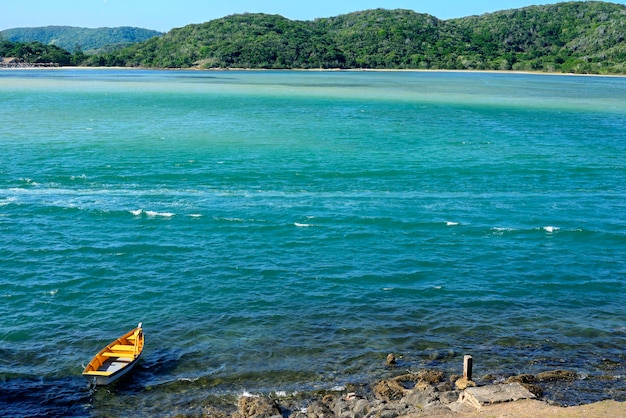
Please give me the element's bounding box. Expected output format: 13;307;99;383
404;399;625;417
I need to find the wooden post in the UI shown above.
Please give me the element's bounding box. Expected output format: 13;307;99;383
463;355;473;381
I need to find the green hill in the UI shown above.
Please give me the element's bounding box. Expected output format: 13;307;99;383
449;1;626;73
87;1;625;74
0;39;75;66
2;2;624;74
0;26;162;53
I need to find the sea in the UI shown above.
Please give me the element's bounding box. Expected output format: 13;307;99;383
0;69;625;416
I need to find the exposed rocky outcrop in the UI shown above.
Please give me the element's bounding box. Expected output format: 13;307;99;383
232;395;282;418
218;368;588;417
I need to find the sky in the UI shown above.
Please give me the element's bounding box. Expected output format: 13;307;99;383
1;0;625;32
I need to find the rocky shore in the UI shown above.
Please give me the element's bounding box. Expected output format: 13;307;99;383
193;366;624;418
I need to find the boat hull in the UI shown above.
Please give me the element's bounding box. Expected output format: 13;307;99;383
82;324;144;386
86;355;141;386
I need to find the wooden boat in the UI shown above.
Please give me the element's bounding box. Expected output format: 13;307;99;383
82;323;144;386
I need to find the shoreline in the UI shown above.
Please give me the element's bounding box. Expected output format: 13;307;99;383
196;368;626;418
2;65;625;78
152;360;625;417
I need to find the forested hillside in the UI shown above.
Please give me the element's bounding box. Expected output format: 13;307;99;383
0;40;77;66
450;2;626;73
0;26;162;53
2;2;624;74
86;1;625;74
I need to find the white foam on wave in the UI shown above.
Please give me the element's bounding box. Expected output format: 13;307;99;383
130;209;175;217
446;221;459;226
294;222;313;227
0;197;16;207
188;214;203;218
492;227;515;232
543;226;559;233
221;217;245;222
177;377;199;383
145;211;175;218
19;178;39;186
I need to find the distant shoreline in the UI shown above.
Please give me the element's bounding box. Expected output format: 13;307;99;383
2;65;626;78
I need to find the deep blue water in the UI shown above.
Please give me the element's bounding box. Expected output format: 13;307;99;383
0;69;625;416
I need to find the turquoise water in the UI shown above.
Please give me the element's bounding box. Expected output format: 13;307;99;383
0;69;625;416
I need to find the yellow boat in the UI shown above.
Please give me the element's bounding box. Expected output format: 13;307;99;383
82;323;144;386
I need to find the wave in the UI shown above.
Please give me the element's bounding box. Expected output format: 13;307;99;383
0;197;16;207
130;209;175;218
542;225;560;233
294;222;313;227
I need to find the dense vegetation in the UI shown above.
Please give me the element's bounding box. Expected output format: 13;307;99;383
88;1;625;74
1;2;624;74
451;2;626;73
0;39;78;66
0;26;162;54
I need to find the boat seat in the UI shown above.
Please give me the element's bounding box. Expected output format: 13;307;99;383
102;351;135;358
84;370;112;376
110;344;134;351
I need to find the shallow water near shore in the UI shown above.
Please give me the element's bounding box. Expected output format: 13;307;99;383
0;69;625;416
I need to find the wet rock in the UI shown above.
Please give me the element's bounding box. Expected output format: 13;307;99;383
506;374;537;384
232;396;282;418
505;374;543;397
302;395;335;418
386;353;397;366
536;369;578;382
202;405;230;418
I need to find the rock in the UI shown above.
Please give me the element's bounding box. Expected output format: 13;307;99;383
505;374;543;397
232;396;282;418
536;369;577;382
459;382;536;409
351;398;372;417
306;399;334;418
447;399;480;414
415;369;444;385
366;401;416;418
438;390;461;405
435;381;453;392
202;405;230;418
374;378;407;401
402;384;439;409
386;353;397;366
454;377;476;390
505;374;537;384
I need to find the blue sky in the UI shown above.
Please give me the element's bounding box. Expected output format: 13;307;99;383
2;0;624;32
